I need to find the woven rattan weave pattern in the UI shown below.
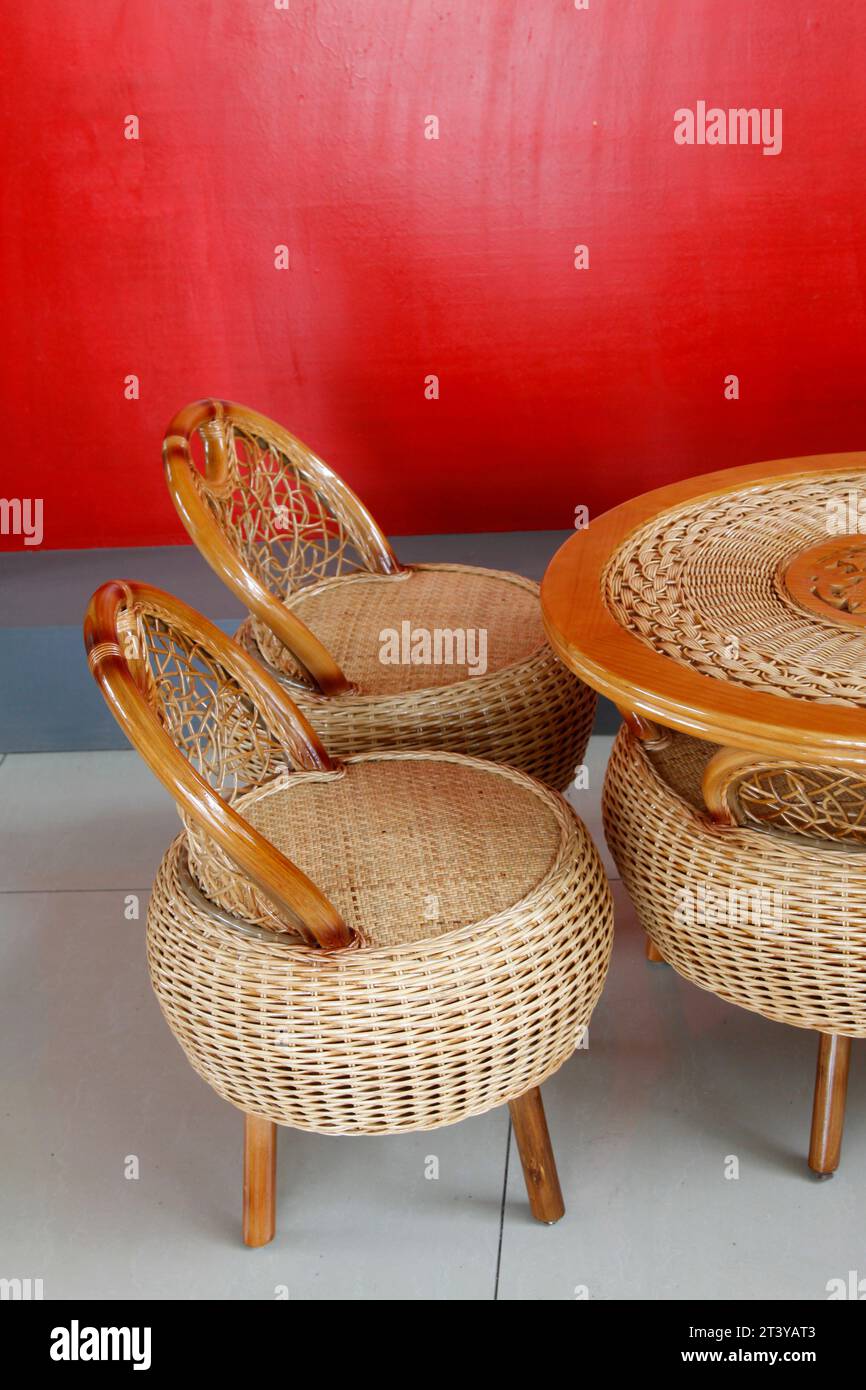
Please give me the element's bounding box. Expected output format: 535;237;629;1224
646;728;866;847
249;563;544;693
543;457;866;1178
88;580;615;1166
122;603;287;792
642;731;719;811
732;762;866;845
193;413;389;596
152;752;614;1134
238;610;591;788
237;571;592;788
604;726;866;1037
603;472;866;707
166;400;597;789
186;752;560;943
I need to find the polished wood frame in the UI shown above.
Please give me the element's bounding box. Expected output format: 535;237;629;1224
84;579;352;950
542;452;866;767
809;1034;851;1177
164;399;404;694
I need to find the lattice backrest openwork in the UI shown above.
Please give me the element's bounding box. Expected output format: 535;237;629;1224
187;403;400;602
165;401;403;693
84;582;351;948
127;599;286;798
732;762;866;847
702;743;866;849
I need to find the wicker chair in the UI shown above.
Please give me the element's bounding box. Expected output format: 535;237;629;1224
163;400;595;790
604;724;866;1179
84;580;613;1245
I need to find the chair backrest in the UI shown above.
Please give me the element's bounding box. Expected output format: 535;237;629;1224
703;743;866;848
84;580;353;949
163;400;404;693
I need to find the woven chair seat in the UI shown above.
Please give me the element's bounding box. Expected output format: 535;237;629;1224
253;564;544;694
603;726;866;1037
149;751;613;1134
187;752;559;943
237;564;593;790
643;727;866;848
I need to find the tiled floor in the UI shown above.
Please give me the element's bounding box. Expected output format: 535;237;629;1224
1;736;863;1300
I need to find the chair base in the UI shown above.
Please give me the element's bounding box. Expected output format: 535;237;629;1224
243;1115;277;1248
236;612;596;792
808;1033;852;1177
242;1086;564;1246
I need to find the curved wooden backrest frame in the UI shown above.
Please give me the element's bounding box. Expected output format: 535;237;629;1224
702;746;788;825
702;744;866;844
84;580;353;950
164;399;404;695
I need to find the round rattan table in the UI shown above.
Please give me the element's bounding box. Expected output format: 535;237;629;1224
541;452;866;1176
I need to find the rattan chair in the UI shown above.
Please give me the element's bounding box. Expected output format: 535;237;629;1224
163;400;595;790
85;580;613;1245
604;722;866;1176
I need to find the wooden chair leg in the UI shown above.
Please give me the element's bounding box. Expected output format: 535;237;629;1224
243;1114;277;1246
808;1034;852;1177
509;1086;565;1224
645;936;665;962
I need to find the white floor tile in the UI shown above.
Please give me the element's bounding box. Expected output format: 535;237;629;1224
497;884;866;1301
1;890;506;1299
565;733;618;881
0;751;179;892
4;738;860;1300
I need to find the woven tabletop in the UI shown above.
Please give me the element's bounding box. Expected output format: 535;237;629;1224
541;454;866;760
604;471;866;707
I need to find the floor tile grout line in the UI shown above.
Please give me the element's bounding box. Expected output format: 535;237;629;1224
493;1117;512;1301
0;887;152;896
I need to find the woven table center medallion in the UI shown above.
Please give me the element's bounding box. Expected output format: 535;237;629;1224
780;536;866;629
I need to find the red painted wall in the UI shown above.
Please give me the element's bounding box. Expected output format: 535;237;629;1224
3;0;866;550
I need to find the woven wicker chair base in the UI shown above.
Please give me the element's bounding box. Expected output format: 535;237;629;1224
603;726;866;1037
148;752;613;1135
236;565;596;790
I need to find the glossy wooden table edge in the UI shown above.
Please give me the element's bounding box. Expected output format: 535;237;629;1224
541;452;866;765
